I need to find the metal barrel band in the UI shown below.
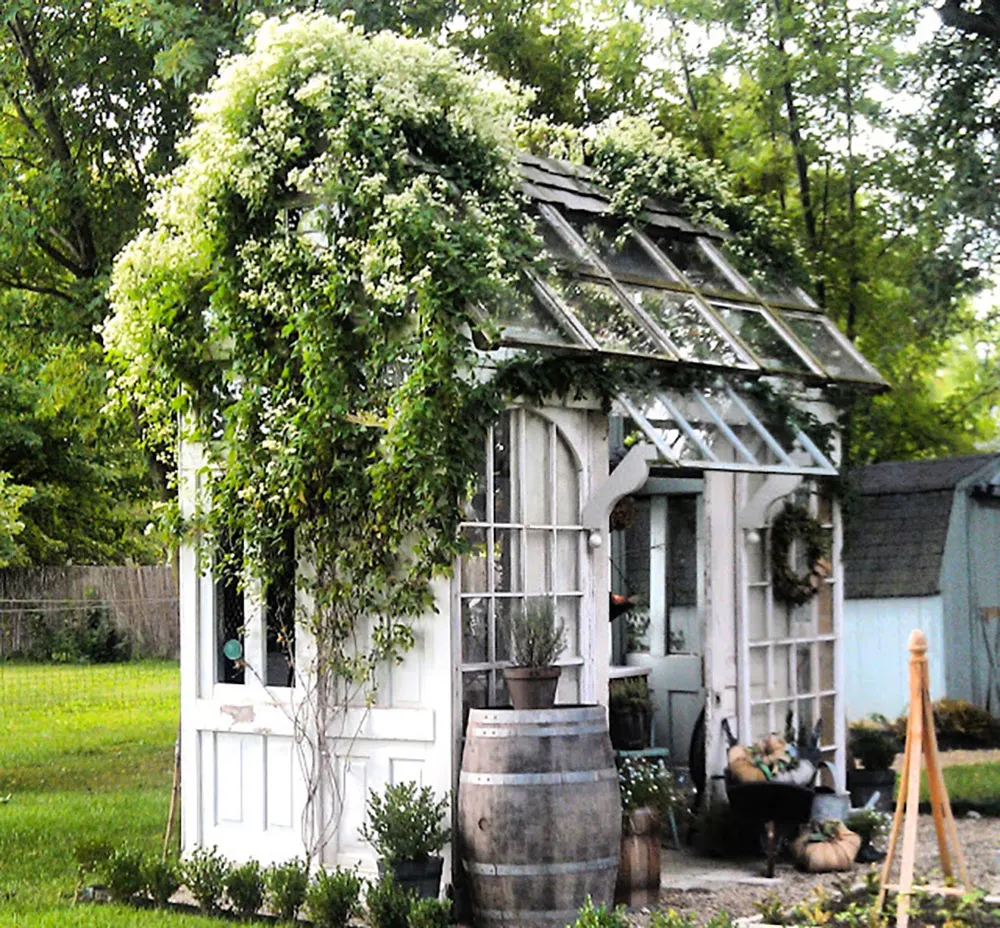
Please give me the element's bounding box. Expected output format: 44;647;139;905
465;855;619;877
471;724;607;739
459;768;617;786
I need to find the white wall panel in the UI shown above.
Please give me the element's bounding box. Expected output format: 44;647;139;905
265;736;296;830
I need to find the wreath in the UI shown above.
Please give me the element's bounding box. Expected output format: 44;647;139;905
770;503;831;607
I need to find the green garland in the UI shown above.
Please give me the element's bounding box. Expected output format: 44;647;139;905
770;502;830;608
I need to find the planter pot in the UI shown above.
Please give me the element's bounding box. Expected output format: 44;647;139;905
847;769;897;813
615;807;661;907
503;666;561;710
609;703;652;751
377;856;444;900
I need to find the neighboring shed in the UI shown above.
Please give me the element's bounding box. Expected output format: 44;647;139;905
843;454;1000;720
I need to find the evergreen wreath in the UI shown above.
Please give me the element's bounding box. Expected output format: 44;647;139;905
770;502;830;607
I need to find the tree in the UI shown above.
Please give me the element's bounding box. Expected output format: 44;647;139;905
647;0;999;462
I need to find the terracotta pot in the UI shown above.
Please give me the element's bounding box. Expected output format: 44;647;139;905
615;808;661;907
503;666;561;710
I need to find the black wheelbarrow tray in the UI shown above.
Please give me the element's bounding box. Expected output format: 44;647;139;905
725;776;817;877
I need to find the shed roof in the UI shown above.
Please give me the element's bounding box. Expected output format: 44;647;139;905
844;454;1000;599
494;154;887;391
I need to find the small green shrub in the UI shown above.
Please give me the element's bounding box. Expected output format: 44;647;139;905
305;866;364;928
360;781;450;863
571;896;630;928
409;896;452;928
366;870;413;928
224;859;265;919
266;857;310;922
849;719;901;771
26;601;132;663
649;910;698;928
754;893;787;924
510;599;565;667
845;808;890;843
931;699;1000;749
103;844;145;903
143;857;181;908
183;846;228;914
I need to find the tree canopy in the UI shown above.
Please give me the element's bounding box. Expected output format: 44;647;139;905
1;0;999;566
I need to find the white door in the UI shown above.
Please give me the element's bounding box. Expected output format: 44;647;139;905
179;440;455;872
737;477;844;787
623;490;706;761
179;444;307;866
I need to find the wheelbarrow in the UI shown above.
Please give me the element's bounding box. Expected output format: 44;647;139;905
721;717;825;878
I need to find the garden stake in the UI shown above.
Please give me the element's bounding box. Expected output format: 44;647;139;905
163;718;181;861
876;630;970;928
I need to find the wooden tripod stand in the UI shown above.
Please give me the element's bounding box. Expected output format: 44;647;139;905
876;629;971;928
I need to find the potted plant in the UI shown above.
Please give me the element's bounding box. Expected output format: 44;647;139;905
503;599;565;710
360;781;450;899
847;718;901;812
608;676;653;750
614;757;681;906
845;807;890;863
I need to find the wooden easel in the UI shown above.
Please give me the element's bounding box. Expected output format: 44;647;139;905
876;630;971;928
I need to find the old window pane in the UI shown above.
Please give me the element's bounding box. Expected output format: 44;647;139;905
779;312;880;382
711;302;810;372
570;215;674;284
549;278;657;355
215;530;245;686
626;287;746;366
648;232;744;294
265;529;296;688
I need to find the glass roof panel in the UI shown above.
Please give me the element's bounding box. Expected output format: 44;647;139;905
710;302;812;373
646;231;748;295
492;282;586;348
618;385;838;476
547;277;657;355
534;214;597;273
565;214;676;285
623;286;751;368
779;312;882;382
715;241;816;308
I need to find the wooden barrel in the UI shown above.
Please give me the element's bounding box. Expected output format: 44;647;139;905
458;707;622;928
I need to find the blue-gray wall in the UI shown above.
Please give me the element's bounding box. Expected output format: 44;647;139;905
942;476;1000;711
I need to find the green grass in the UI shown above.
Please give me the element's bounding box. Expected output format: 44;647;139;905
0;661;228;926
915;763;1000;813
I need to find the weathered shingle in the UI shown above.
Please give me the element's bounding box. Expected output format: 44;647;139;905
843;454;1000;599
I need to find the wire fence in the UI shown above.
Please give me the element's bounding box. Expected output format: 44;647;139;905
0;660;180;720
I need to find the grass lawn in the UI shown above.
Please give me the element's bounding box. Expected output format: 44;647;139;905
918;763;1000;814
0;661;226;926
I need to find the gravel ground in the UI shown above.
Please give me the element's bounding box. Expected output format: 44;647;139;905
636;815;1000;925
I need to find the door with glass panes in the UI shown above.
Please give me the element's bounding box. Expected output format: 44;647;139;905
739;480;843;784
455;407;595;736
179;447;306;864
